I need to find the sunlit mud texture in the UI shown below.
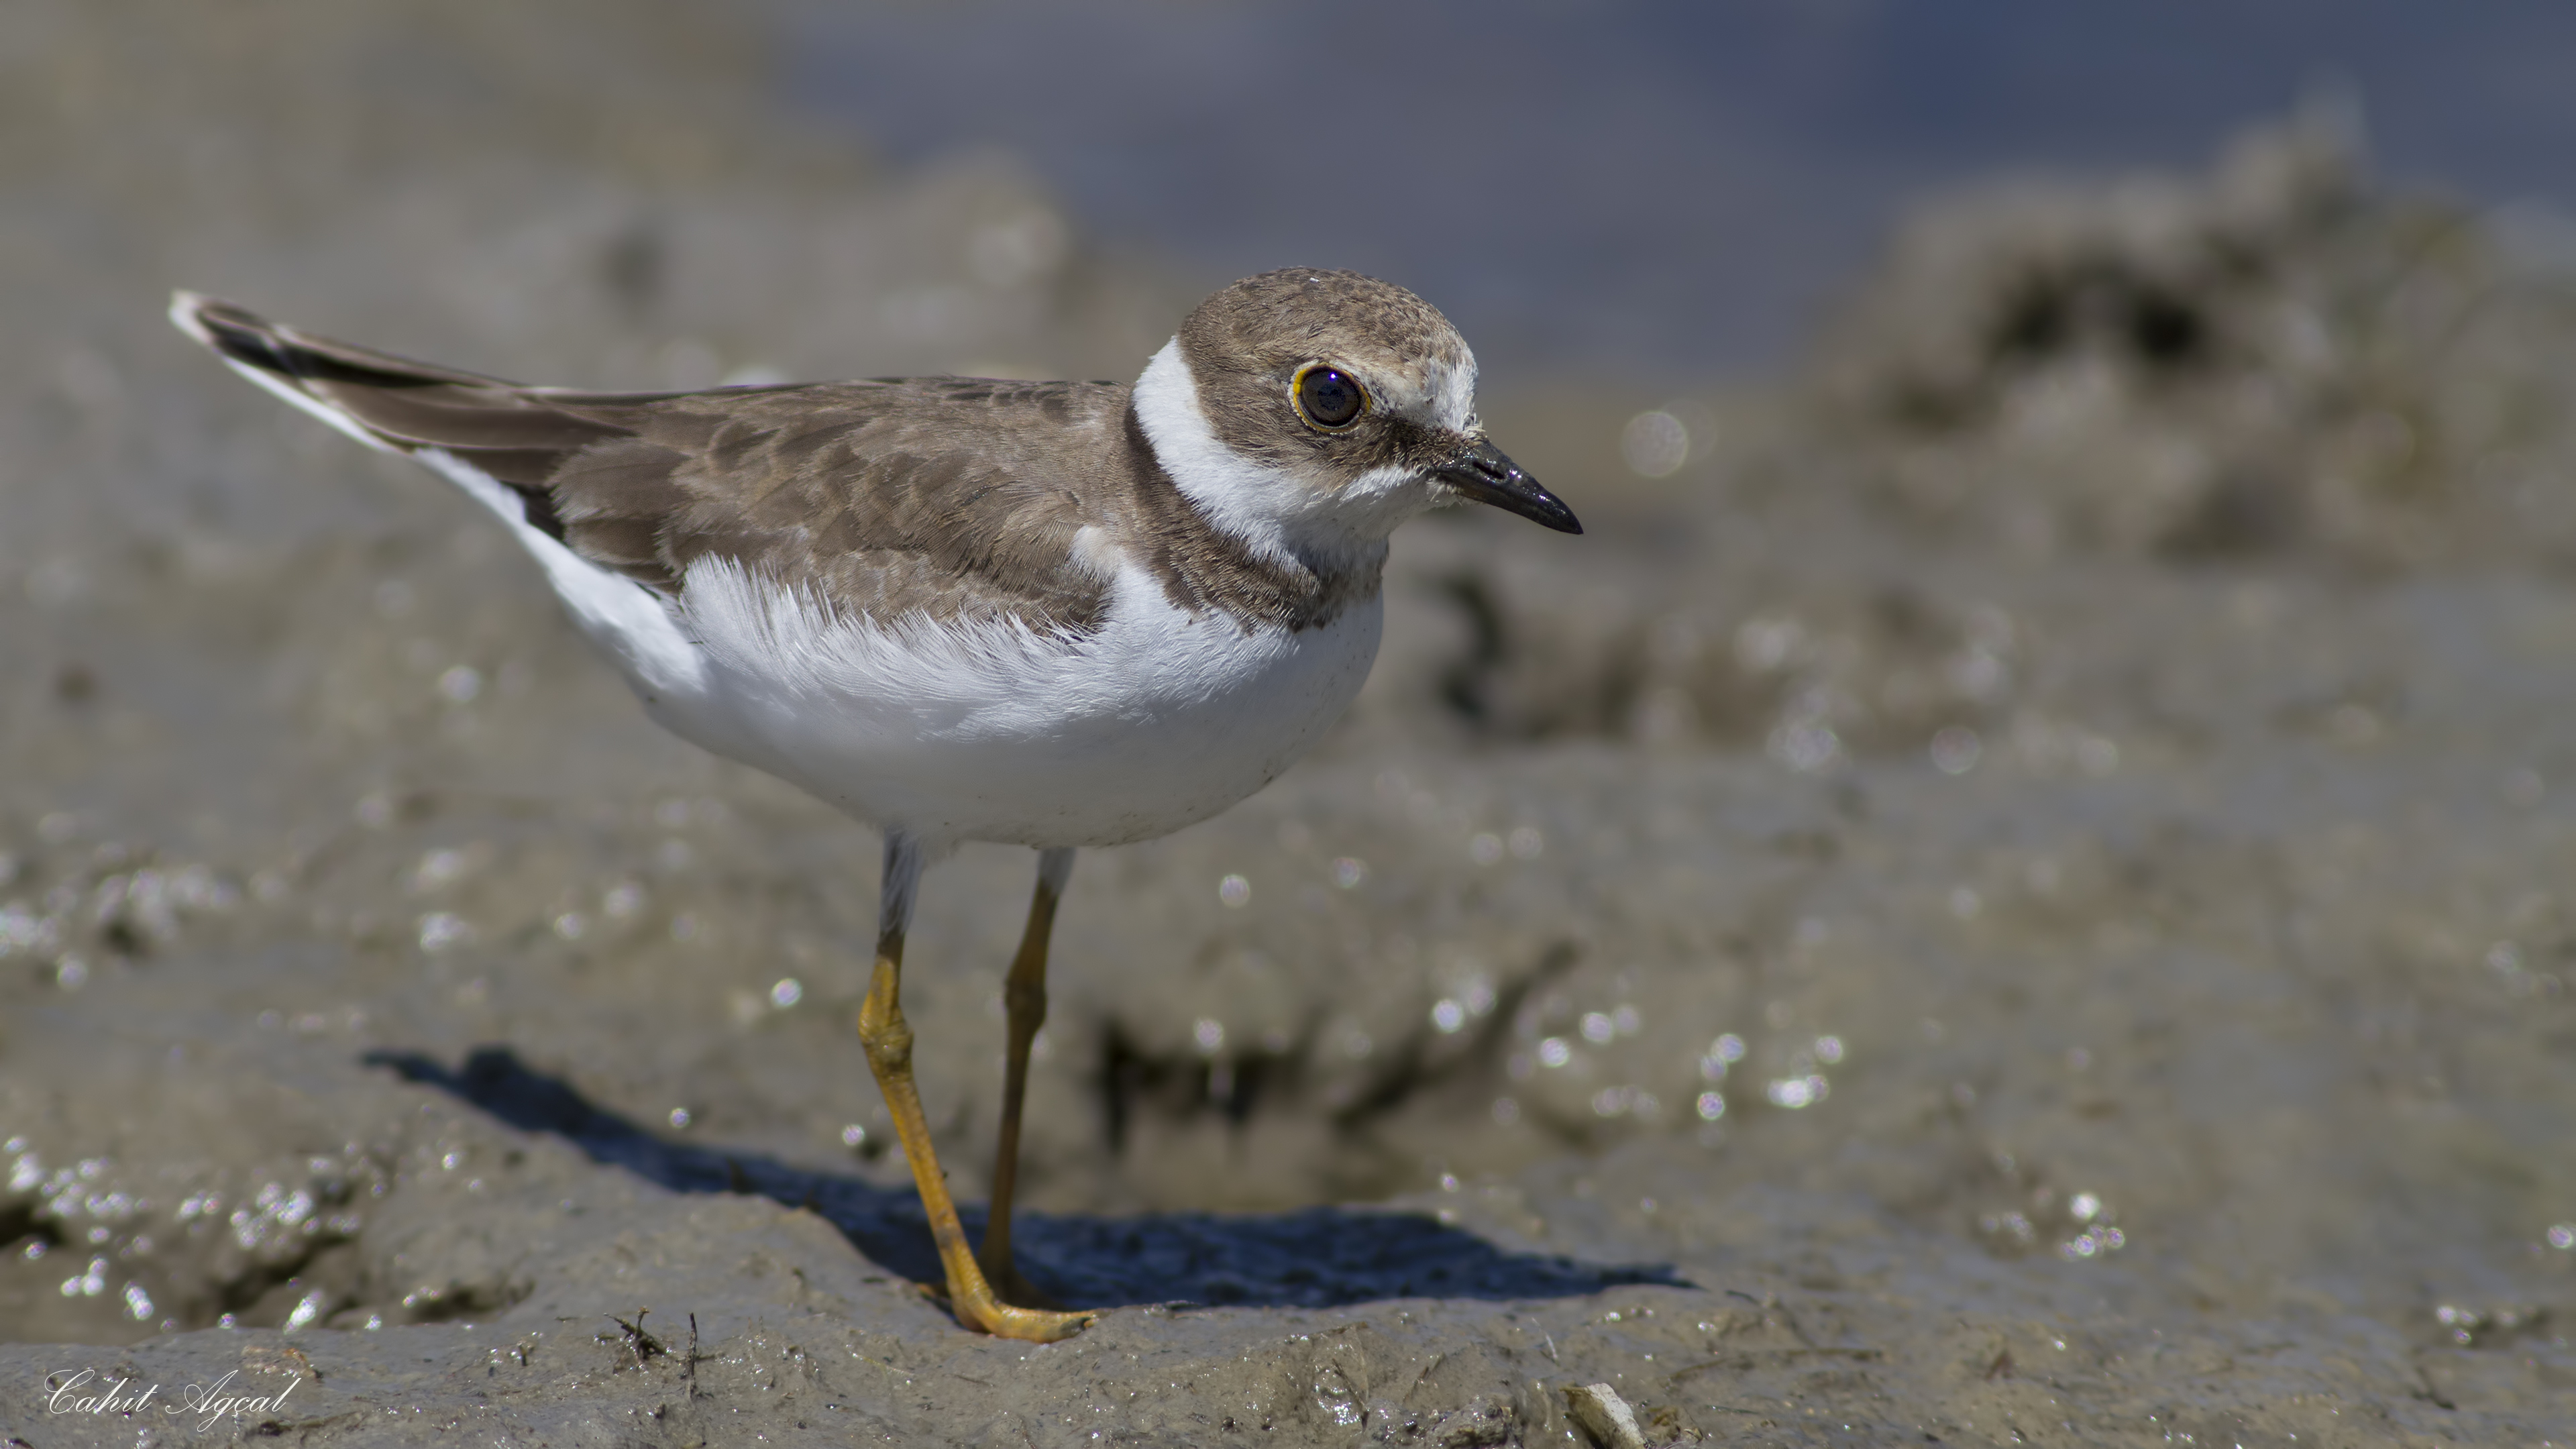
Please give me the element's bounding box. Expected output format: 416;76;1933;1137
2;4;2571;1442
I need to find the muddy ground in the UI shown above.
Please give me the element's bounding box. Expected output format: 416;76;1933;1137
1;3;2571;1444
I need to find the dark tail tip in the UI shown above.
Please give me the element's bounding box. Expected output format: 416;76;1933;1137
169;290;301;377
166;290;444;390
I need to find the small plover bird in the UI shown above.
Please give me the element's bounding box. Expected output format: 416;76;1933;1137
170;270;1580;1340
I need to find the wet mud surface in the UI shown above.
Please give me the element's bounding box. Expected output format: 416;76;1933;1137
3;3;2573;1444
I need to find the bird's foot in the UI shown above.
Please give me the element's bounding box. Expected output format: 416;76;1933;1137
919;1274;1095;1341
966;1300;1097;1342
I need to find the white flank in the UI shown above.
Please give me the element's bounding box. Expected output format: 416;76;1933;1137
412;449;708;703
1067;523;1122;580
669;553;1381;849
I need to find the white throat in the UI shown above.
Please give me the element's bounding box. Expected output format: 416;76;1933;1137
1130;337;1421;570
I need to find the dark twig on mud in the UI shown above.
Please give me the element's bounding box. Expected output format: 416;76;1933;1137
599;1307;667;1371
684;1312;708;1399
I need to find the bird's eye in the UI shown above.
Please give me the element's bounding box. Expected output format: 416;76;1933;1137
1291;364;1367;430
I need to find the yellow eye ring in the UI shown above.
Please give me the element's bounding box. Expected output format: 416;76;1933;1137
1290;362;1368;431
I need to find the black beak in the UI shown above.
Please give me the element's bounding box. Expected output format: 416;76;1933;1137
1432;438;1582;534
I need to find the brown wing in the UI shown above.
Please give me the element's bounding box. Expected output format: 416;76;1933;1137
172;293;1119;633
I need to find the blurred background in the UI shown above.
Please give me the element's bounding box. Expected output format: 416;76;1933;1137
775;0;2576;379
3;5;2573;1421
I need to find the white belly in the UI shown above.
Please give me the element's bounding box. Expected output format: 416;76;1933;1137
413;447;1378;848
637;557;1379;849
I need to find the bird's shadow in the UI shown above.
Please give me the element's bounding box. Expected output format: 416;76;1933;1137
364;1046;1684;1312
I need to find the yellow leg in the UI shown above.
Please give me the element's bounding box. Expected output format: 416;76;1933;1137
978;847;1074;1305
858;839;1093;1342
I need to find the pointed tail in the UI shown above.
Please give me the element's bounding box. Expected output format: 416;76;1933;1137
166;290;641;540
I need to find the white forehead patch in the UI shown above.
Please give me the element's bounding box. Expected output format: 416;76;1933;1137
1419;350;1478;433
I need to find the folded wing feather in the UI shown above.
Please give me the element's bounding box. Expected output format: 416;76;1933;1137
170;293;1118;634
